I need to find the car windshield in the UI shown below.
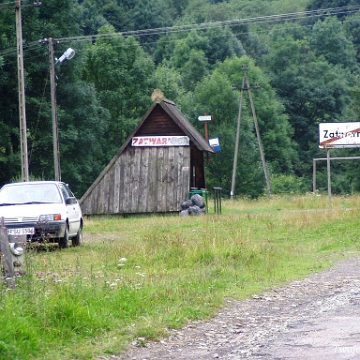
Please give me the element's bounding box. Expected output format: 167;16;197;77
0;183;62;204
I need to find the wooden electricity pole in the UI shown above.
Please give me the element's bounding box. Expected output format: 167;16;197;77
245;75;272;198
48;38;61;181
230;67;272;199
13;0;42;181
230;76;245;199
15;0;29;181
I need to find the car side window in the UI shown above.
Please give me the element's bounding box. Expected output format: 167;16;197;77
64;184;75;198
59;184;77;204
59;184;70;200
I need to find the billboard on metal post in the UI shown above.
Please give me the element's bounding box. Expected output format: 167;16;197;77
319;122;360;148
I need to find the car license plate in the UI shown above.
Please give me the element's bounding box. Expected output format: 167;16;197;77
7;228;35;236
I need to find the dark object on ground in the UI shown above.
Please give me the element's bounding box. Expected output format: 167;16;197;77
180;194;206;216
181;200;193;210
191;194;205;208
188;205;205;215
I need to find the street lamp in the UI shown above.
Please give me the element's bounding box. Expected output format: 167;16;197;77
56;47;75;64
48;40;75;181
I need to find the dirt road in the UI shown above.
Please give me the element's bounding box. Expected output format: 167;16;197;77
102;253;360;360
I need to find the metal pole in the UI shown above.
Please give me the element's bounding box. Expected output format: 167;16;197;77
313;158;316;193
230;76;245;199
245;75;272;197
327;148;331;206
15;0;29;181
313;156;360;194
203;112;210;164
49;38;61;181
0;218;15;288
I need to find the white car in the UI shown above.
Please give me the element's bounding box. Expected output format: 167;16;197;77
0;181;83;248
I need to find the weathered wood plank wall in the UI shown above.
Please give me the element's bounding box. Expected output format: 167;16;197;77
81;146;190;215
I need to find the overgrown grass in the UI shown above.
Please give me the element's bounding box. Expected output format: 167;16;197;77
1;194;360;359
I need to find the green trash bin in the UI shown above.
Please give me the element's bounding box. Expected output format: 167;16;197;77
188;188;208;213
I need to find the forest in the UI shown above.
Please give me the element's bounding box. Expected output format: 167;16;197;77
1;0;360;198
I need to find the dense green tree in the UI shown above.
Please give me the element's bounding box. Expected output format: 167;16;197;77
152;64;183;100
82;0;175;33
0;0;110;195
310;17;358;71
167;0;190;18
154;27;244;67
180;49;209;91
215;56;296;172
306;0;358;13
79;0;109;35
342;79;360;192
344;11;360;62
179;0;215;23
83;25;155;159
269;0;310;13
2;0;360;197
23;0;83;39
132;0;173;30
205;27;246;64
264;26;354;178
55;80;109;196
0;15;18;186
179;71;249;196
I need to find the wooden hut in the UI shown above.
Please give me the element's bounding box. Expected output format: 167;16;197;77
80;90;215;215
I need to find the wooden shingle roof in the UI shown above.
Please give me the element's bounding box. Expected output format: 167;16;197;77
118;98;215;155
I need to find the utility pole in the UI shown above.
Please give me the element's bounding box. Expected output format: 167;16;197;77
230;75;245;199
230;66;272;199
39;37;61;181
48;38;61;181
15;0;29;181
13;0;42;181
245;75;272;198
39;39;75;181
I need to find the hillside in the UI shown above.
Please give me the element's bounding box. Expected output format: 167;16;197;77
1;0;360;197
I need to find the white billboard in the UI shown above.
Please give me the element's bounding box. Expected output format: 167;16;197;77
132;136;189;147
319;122;360;148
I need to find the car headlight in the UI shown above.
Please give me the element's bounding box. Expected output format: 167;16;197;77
9;243;24;256
39;214;62;221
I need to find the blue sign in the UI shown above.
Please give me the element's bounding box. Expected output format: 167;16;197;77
209;137;221;152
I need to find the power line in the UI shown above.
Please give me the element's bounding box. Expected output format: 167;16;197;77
53;5;360;42
0;0;41;9
0;4;360;57
0;1;15;8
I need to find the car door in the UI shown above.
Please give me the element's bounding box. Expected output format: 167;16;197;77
58;184;81;235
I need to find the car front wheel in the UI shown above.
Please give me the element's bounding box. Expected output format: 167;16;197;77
59;225;69;249
72;226;82;247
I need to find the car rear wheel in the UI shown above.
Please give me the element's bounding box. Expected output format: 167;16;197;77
59;225;69;249
72;226;82;247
